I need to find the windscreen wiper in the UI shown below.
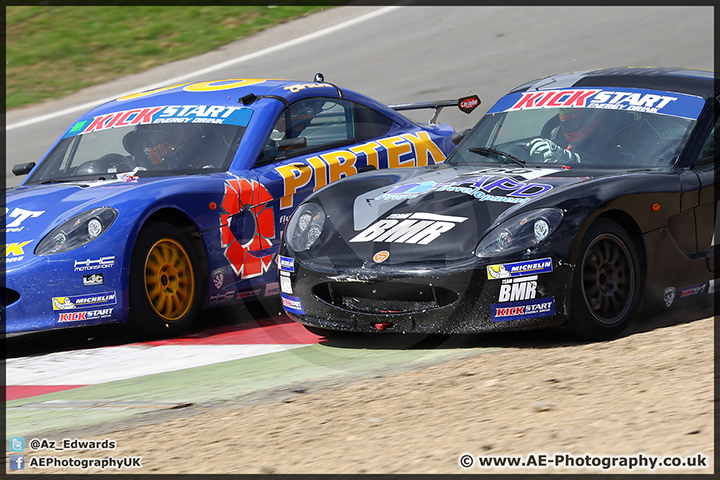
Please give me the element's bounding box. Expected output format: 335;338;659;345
39;178;76;184
467;146;525;166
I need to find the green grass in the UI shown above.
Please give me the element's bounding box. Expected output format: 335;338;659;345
6;5;335;110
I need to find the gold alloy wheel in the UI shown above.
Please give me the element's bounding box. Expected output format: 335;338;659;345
143;238;195;322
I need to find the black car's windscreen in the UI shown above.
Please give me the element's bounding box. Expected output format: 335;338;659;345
449;107;696;168
25;123;246;185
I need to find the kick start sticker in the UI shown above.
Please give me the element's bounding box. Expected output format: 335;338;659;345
281;293;305;315
491;296;555;322
487;87;705;120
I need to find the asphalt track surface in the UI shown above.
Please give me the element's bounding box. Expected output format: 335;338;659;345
4;3;714;460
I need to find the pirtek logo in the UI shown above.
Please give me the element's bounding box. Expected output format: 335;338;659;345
275;132;447;210
350;212;468;245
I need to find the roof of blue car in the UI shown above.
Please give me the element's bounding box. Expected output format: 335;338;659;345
89;78;346;114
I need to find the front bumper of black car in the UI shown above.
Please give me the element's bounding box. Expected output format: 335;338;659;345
280;256;572;334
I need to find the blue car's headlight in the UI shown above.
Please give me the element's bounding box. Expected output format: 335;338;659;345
35;207;118;255
285;203;326;252
475;208;563;258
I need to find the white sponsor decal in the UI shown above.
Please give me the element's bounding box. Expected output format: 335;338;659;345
74;256;115;272
3;208;45;233
279;272;293;295
499;276;538;302
349;212;468;245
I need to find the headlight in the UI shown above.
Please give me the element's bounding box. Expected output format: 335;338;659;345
35;207;118;255
285;203;326;252
475;208;563;258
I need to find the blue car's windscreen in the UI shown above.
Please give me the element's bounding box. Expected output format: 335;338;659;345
25;105;252;185
449;87;705;168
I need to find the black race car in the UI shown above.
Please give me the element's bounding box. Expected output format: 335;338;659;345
277;67;717;341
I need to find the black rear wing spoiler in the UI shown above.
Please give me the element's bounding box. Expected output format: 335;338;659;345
389;95;480;124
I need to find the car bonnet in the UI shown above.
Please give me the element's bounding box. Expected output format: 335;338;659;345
297;164;595;269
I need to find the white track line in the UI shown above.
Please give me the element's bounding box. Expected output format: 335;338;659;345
7;344;308;385
6;6;401;132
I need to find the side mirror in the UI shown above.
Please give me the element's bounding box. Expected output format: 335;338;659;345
452;129;471;145
13;162;36;176
277;137;308;152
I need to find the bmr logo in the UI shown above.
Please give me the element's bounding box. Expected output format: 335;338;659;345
350;212;467;245
499;280;537;302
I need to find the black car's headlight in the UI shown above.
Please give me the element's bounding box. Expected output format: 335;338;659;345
285;203;326;252
35;207;118;255
475;208;563;258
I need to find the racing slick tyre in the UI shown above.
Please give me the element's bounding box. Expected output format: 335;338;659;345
567;218;641;341
125;222;202;339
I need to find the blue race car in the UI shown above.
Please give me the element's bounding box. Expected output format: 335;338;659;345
3;76;478;337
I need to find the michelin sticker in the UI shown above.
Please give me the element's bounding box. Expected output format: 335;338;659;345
52;291;117;310
278;255;295;272
487;258;553;280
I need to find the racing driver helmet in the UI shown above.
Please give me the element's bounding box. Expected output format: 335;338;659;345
559;108;607;143
136;124;188;166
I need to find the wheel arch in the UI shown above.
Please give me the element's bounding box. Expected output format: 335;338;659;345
133;207;209;300
567;208;648;321
571;208;646;273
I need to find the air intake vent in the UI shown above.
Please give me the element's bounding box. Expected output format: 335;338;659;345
2;288;21;307
314;282;457;314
